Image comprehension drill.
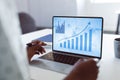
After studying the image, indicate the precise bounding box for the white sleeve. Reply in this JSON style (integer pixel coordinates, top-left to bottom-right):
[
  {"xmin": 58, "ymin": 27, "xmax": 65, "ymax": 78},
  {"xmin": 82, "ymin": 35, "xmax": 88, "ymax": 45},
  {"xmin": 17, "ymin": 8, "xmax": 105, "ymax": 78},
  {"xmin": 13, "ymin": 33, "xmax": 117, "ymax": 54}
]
[{"xmin": 0, "ymin": 0, "xmax": 30, "ymax": 80}]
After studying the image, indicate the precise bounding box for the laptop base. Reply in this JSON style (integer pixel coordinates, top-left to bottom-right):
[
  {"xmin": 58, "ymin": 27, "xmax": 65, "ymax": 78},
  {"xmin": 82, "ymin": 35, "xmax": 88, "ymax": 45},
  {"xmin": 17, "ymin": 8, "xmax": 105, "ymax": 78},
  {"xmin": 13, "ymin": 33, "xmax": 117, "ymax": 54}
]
[{"xmin": 39, "ymin": 52, "xmax": 88, "ymax": 65}]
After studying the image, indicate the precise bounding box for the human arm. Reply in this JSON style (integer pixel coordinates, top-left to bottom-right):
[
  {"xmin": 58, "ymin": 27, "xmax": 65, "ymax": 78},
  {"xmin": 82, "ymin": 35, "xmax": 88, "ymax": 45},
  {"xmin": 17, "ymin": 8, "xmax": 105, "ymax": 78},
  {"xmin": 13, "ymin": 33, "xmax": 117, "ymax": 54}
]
[{"xmin": 64, "ymin": 59, "xmax": 99, "ymax": 80}]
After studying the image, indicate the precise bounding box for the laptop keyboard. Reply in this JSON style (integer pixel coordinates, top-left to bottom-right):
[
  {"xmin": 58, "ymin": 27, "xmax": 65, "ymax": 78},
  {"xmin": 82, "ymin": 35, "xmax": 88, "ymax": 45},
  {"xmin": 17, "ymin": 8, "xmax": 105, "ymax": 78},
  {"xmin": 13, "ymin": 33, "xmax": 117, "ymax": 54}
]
[
  {"xmin": 53, "ymin": 53, "xmax": 81, "ymax": 65},
  {"xmin": 40, "ymin": 52, "xmax": 81, "ymax": 65}
]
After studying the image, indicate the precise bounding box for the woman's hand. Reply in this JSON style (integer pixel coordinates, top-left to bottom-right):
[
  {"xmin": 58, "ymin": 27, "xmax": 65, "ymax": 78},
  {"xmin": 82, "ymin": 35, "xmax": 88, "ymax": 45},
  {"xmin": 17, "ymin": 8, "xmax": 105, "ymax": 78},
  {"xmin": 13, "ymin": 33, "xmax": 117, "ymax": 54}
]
[
  {"xmin": 64, "ymin": 59, "xmax": 99, "ymax": 80},
  {"xmin": 26, "ymin": 40, "xmax": 47, "ymax": 62}
]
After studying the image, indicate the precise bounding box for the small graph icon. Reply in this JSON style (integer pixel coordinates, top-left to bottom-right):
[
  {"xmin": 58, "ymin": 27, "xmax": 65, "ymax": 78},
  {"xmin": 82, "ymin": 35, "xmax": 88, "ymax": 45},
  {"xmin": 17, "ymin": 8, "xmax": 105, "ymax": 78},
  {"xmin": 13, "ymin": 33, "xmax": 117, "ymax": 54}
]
[{"xmin": 56, "ymin": 21, "xmax": 65, "ymax": 33}]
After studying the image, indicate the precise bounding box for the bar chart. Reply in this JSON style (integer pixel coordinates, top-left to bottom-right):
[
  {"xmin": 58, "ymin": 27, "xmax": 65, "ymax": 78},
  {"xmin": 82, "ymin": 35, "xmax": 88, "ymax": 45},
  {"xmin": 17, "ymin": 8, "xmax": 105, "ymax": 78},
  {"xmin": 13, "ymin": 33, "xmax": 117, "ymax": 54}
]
[
  {"xmin": 59, "ymin": 24, "xmax": 93, "ymax": 52},
  {"xmin": 53, "ymin": 16, "xmax": 103, "ymax": 57}
]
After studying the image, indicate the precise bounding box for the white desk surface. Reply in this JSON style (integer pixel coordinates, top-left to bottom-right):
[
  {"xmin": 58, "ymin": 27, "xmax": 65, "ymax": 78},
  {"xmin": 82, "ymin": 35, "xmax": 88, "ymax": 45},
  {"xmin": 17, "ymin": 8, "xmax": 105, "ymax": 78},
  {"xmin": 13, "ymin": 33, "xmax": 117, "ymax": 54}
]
[{"xmin": 21, "ymin": 29, "xmax": 120, "ymax": 80}]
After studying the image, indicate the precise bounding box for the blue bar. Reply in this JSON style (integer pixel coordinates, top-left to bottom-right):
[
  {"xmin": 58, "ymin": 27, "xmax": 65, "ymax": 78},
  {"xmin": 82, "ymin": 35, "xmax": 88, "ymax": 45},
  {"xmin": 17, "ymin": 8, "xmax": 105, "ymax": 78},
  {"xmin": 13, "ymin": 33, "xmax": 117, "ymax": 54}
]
[
  {"xmin": 60, "ymin": 43, "xmax": 62, "ymax": 47},
  {"xmin": 80, "ymin": 35, "xmax": 83, "ymax": 50},
  {"xmin": 89, "ymin": 29, "xmax": 92, "ymax": 51},
  {"xmin": 68, "ymin": 40, "xmax": 70, "ymax": 49},
  {"xmin": 84, "ymin": 33, "xmax": 87, "ymax": 51},
  {"xmin": 72, "ymin": 39, "xmax": 74, "ymax": 49},
  {"xmin": 76, "ymin": 37, "xmax": 78, "ymax": 50},
  {"xmin": 64, "ymin": 41, "xmax": 66, "ymax": 48}
]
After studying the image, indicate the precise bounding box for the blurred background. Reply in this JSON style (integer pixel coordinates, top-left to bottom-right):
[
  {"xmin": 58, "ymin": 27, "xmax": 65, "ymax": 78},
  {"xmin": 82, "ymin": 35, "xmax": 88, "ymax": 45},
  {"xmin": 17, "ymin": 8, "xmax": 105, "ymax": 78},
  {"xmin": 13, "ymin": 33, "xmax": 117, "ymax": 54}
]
[{"xmin": 15, "ymin": 0, "xmax": 120, "ymax": 34}]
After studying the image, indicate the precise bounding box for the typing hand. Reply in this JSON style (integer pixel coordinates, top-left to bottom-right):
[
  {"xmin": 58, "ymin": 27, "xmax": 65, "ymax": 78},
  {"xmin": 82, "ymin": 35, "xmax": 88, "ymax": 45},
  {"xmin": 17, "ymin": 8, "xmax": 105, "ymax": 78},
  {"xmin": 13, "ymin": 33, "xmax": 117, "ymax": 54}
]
[
  {"xmin": 26, "ymin": 40, "xmax": 47, "ymax": 62},
  {"xmin": 64, "ymin": 59, "xmax": 99, "ymax": 80}
]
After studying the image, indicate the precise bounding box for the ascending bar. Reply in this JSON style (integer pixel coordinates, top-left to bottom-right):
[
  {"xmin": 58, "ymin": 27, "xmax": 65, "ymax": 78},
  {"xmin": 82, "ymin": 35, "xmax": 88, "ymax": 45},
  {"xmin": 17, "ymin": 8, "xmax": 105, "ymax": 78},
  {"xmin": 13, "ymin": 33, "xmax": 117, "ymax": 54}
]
[
  {"xmin": 84, "ymin": 33, "xmax": 87, "ymax": 51},
  {"xmin": 89, "ymin": 29, "xmax": 92, "ymax": 51},
  {"xmin": 68, "ymin": 40, "xmax": 70, "ymax": 49},
  {"xmin": 76, "ymin": 37, "xmax": 78, "ymax": 50},
  {"xmin": 80, "ymin": 35, "xmax": 83, "ymax": 50},
  {"xmin": 72, "ymin": 39, "xmax": 74, "ymax": 49},
  {"xmin": 60, "ymin": 43, "xmax": 62, "ymax": 47},
  {"xmin": 64, "ymin": 41, "xmax": 66, "ymax": 48}
]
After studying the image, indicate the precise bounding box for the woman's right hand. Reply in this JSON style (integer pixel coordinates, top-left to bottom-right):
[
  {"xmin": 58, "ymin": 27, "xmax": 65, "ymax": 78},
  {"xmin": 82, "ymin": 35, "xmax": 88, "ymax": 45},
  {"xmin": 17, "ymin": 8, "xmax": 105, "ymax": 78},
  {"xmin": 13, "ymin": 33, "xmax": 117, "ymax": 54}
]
[{"xmin": 26, "ymin": 40, "xmax": 47, "ymax": 62}]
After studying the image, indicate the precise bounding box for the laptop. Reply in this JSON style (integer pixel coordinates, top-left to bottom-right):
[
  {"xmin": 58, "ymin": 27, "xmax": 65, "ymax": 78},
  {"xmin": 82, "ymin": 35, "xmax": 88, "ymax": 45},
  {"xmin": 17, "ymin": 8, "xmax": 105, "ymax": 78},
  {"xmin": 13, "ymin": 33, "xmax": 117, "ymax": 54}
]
[{"xmin": 40, "ymin": 16, "xmax": 103, "ymax": 65}]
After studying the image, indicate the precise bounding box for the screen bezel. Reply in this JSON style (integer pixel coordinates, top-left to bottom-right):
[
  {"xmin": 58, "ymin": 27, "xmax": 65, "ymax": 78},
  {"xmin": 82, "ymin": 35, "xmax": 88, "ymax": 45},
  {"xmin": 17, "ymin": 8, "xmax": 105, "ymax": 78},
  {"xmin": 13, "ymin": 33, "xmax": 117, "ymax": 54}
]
[{"xmin": 52, "ymin": 16, "xmax": 103, "ymax": 59}]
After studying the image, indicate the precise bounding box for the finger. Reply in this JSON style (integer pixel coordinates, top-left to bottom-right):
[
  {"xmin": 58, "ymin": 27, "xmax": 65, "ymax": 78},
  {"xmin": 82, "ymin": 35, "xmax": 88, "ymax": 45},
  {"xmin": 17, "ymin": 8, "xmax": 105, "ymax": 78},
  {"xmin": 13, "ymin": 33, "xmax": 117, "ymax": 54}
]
[
  {"xmin": 77, "ymin": 58, "xmax": 85, "ymax": 63},
  {"xmin": 37, "ymin": 46, "xmax": 46, "ymax": 54},
  {"xmin": 32, "ymin": 40, "xmax": 47, "ymax": 46},
  {"xmin": 39, "ymin": 41, "xmax": 47, "ymax": 46},
  {"xmin": 26, "ymin": 43, "xmax": 33, "ymax": 47},
  {"xmin": 35, "ymin": 51, "xmax": 39, "ymax": 55},
  {"xmin": 31, "ymin": 40, "xmax": 40, "ymax": 45},
  {"xmin": 28, "ymin": 44, "xmax": 46, "ymax": 55},
  {"xmin": 75, "ymin": 58, "xmax": 89, "ymax": 65},
  {"xmin": 87, "ymin": 59, "xmax": 97, "ymax": 65}
]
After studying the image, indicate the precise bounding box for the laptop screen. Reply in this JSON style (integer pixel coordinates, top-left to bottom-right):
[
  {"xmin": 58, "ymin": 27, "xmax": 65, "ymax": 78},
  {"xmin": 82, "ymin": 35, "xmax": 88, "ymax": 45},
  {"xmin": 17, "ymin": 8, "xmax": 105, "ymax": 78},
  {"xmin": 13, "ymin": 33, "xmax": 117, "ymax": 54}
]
[{"xmin": 52, "ymin": 16, "xmax": 103, "ymax": 59}]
